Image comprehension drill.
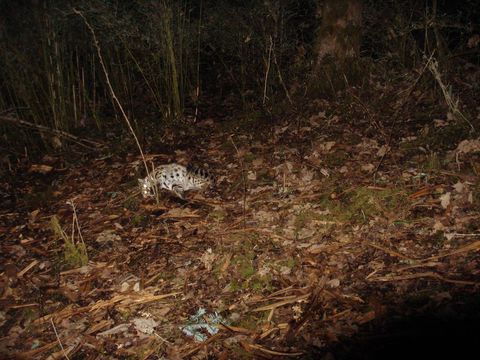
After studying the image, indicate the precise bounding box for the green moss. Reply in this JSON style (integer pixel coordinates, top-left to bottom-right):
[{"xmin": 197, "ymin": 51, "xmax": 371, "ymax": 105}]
[
  {"xmin": 123, "ymin": 195, "xmax": 140, "ymax": 211},
  {"xmin": 324, "ymin": 150, "xmax": 348, "ymax": 167},
  {"xmin": 238, "ymin": 258, "xmax": 255, "ymax": 279},
  {"xmin": 282, "ymin": 258, "xmax": 296, "ymax": 270},
  {"xmin": 64, "ymin": 242, "xmax": 88, "ymax": 268},
  {"xmin": 208, "ymin": 209, "xmax": 226, "ymax": 222},
  {"xmin": 249, "ymin": 275, "xmax": 272, "ymax": 292},
  {"xmin": 315, "ymin": 186, "xmax": 408, "ymax": 223},
  {"xmin": 243, "ymin": 152, "xmax": 256, "ymax": 163},
  {"xmin": 222, "ymin": 234, "xmax": 273, "ymax": 293},
  {"xmin": 131, "ymin": 214, "xmax": 147, "ymax": 226},
  {"xmin": 343, "ymin": 187, "xmax": 407, "ymax": 222},
  {"xmin": 228, "ymin": 279, "xmax": 241, "ymax": 292}
]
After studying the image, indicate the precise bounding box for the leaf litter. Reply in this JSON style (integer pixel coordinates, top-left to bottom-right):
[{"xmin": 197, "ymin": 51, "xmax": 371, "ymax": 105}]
[{"xmin": 1, "ymin": 102, "xmax": 480, "ymax": 359}]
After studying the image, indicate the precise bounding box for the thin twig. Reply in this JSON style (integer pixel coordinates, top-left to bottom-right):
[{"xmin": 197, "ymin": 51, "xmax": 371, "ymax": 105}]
[
  {"xmin": 373, "ymin": 52, "xmax": 436, "ymax": 181},
  {"xmin": 428, "ymin": 57, "xmax": 474, "ymax": 131},
  {"xmin": 241, "ymin": 341, "xmax": 304, "ymax": 357},
  {"xmin": 154, "ymin": 332, "xmax": 174, "ymax": 346},
  {"xmin": 67, "ymin": 200, "xmax": 86, "ymax": 249},
  {"xmin": 272, "ymin": 38, "xmax": 293, "ymax": 105},
  {"xmin": 0, "ymin": 115, "xmax": 101, "ymax": 149},
  {"xmin": 229, "ymin": 135, "xmax": 247, "ymax": 228},
  {"xmin": 263, "ymin": 36, "xmax": 274, "ymax": 105},
  {"xmin": 50, "ymin": 318, "xmax": 71, "ymax": 360},
  {"xmin": 73, "ymin": 9, "xmax": 149, "ymax": 177},
  {"xmin": 367, "ymin": 242, "xmax": 417, "ymax": 262}
]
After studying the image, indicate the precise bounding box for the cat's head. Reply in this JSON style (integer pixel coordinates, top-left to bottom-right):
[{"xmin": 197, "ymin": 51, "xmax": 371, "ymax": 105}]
[{"xmin": 138, "ymin": 178, "xmax": 155, "ymax": 198}]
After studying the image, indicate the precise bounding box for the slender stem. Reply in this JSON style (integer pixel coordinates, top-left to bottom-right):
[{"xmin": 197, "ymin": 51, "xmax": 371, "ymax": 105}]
[
  {"xmin": 50, "ymin": 318, "xmax": 71, "ymax": 360},
  {"xmin": 263, "ymin": 36, "xmax": 273, "ymax": 105},
  {"xmin": 73, "ymin": 9, "xmax": 149, "ymax": 176},
  {"xmin": 229, "ymin": 135, "xmax": 247, "ymax": 228}
]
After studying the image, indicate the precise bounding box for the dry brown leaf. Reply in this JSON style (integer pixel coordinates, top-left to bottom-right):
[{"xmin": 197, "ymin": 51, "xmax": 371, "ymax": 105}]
[
  {"xmin": 252, "ymin": 157, "xmax": 264, "ymax": 167},
  {"xmin": 200, "ymin": 248, "xmax": 216, "ymax": 271},
  {"xmin": 159, "ymin": 207, "xmax": 200, "ymax": 219},
  {"xmin": 440, "ymin": 192, "xmax": 451, "ymax": 209},
  {"xmin": 29, "ymin": 164, "xmax": 53, "ymax": 174}
]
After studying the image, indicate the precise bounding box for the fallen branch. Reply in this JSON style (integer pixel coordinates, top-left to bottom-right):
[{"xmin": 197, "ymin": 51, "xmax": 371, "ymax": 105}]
[
  {"xmin": 0, "ymin": 115, "xmax": 102, "ymax": 149},
  {"xmin": 370, "ymin": 239, "xmax": 480, "ymax": 264},
  {"xmin": 218, "ymin": 323, "xmax": 254, "ymax": 335},
  {"xmin": 18, "ymin": 259, "xmax": 39, "ymax": 277},
  {"xmin": 241, "ymin": 342, "xmax": 303, "ymax": 357},
  {"xmin": 33, "ymin": 292, "xmax": 180, "ymax": 325},
  {"xmin": 182, "ymin": 332, "xmax": 222, "ymax": 358},
  {"xmin": 252, "ymin": 293, "xmax": 310, "ymax": 312},
  {"xmin": 424, "ymin": 239, "xmax": 480, "ymax": 261},
  {"xmin": 368, "ymin": 271, "xmax": 477, "ymax": 285},
  {"xmin": 368, "ymin": 242, "xmax": 417, "ymax": 261}
]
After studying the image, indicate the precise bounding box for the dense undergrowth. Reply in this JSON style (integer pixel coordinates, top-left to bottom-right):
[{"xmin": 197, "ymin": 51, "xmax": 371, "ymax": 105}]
[{"xmin": 1, "ymin": 0, "xmax": 479, "ymax": 157}]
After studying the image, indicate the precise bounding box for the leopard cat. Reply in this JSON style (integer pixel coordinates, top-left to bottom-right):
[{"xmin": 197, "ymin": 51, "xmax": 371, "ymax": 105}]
[{"xmin": 138, "ymin": 163, "xmax": 213, "ymax": 199}]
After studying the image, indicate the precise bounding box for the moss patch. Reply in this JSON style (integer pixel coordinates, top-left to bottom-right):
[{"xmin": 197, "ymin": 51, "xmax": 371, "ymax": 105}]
[{"xmin": 316, "ymin": 186, "xmax": 409, "ymax": 223}]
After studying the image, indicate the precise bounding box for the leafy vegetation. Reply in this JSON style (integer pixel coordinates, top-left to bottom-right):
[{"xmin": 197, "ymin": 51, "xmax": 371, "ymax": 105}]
[{"xmin": 50, "ymin": 215, "xmax": 88, "ymax": 268}]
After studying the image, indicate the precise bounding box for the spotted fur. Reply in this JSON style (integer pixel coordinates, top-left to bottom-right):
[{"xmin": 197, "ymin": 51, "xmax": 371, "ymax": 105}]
[{"xmin": 138, "ymin": 163, "xmax": 213, "ymax": 199}]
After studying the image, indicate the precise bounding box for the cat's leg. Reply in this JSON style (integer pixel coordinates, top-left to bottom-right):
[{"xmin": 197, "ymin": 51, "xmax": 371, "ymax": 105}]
[{"xmin": 172, "ymin": 185, "xmax": 184, "ymax": 199}]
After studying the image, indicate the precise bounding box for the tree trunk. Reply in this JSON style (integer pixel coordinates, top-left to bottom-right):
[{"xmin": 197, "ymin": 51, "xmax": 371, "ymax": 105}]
[{"xmin": 310, "ymin": 0, "xmax": 363, "ymax": 95}]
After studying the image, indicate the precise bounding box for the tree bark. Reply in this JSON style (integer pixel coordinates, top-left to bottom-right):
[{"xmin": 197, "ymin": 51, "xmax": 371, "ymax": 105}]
[{"xmin": 310, "ymin": 0, "xmax": 363, "ymax": 95}]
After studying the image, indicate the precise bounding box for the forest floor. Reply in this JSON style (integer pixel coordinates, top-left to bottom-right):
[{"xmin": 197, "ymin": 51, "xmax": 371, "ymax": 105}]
[{"xmin": 2, "ymin": 79, "xmax": 480, "ymax": 359}]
